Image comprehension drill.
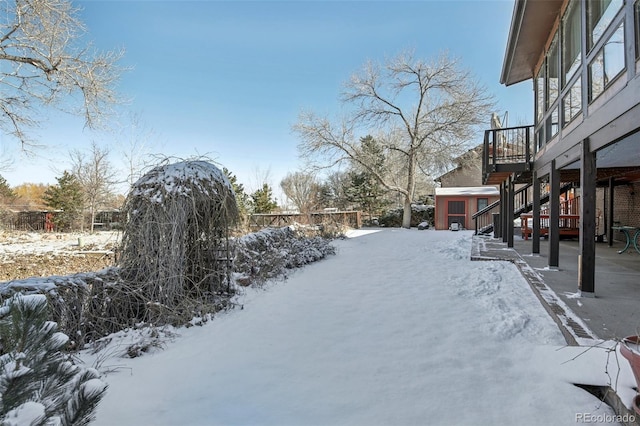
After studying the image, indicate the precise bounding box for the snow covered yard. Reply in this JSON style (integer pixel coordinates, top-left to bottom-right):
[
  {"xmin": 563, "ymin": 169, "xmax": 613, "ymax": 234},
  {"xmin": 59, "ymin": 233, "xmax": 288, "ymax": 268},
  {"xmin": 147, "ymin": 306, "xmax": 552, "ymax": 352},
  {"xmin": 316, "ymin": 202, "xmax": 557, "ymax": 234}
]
[
  {"xmin": 0, "ymin": 231, "xmax": 121, "ymax": 280},
  {"xmin": 82, "ymin": 229, "xmax": 635, "ymax": 426}
]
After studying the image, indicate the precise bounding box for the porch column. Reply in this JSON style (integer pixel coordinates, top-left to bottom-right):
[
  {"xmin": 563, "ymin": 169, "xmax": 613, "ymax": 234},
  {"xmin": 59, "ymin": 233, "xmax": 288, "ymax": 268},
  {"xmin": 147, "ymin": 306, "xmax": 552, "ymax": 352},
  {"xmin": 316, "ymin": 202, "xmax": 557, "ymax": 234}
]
[
  {"xmin": 507, "ymin": 175, "xmax": 515, "ymax": 248},
  {"xmin": 607, "ymin": 177, "xmax": 615, "ymax": 247},
  {"xmin": 532, "ymin": 171, "xmax": 541, "ymax": 254},
  {"xmin": 501, "ymin": 181, "xmax": 508, "ymax": 243},
  {"xmin": 549, "ymin": 160, "xmax": 560, "ymax": 268},
  {"xmin": 579, "ymin": 139, "xmax": 596, "ymax": 295},
  {"xmin": 494, "ymin": 182, "xmax": 503, "ymax": 239}
]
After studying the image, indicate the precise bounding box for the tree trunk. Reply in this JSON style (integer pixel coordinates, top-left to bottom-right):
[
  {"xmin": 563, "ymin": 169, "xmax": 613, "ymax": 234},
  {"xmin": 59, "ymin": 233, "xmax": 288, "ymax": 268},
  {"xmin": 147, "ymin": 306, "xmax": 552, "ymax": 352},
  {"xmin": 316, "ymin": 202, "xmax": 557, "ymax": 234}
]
[
  {"xmin": 402, "ymin": 149, "xmax": 417, "ymax": 229},
  {"xmin": 90, "ymin": 207, "xmax": 96, "ymax": 233},
  {"xmin": 402, "ymin": 195, "xmax": 412, "ymax": 228}
]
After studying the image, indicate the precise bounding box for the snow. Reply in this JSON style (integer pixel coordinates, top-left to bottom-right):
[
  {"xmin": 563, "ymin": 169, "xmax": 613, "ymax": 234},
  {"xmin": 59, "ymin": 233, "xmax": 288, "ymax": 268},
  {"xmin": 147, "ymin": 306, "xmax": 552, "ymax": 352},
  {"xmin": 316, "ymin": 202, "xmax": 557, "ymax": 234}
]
[
  {"xmin": 2, "ymin": 401, "xmax": 45, "ymax": 426},
  {"xmin": 435, "ymin": 186, "xmax": 500, "ymax": 196},
  {"xmin": 0, "ymin": 231, "xmax": 121, "ymax": 256},
  {"xmin": 78, "ymin": 229, "xmax": 637, "ymax": 426},
  {"xmin": 131, "ymin": 160, "xmax": 232, "ymax": 203},
  {"xmin": 81, "ymin": 378, "xmax": 108, "ymax": 398}
]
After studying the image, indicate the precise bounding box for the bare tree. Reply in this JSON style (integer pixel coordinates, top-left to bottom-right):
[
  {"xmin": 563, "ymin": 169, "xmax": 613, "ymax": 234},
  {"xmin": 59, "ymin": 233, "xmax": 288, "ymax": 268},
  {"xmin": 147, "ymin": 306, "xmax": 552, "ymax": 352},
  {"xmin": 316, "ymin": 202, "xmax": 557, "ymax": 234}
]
[
  {"xmin": 117, "ymin": 112, "xmax": 158, "ymax": 190},
  {"xmin": 294, "ymin": 52, "xmax": 494, "ymax": 228},
  {"xmin": 0, "ymin": 0, "xmax": 125, "ymax": 149},
  {"xmin": 70, "ymin": 141, "xmax": 117, "ymax": 231},
  {"xmin": 280, "ymin": 171, "xmax": 321, "ymax": 213}
]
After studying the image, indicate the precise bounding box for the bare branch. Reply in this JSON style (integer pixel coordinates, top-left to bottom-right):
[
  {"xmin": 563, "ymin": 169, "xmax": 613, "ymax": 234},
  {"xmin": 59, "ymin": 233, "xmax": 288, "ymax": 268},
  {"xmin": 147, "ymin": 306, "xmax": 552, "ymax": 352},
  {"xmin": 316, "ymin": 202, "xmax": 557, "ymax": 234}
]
[
  {"xmin": 294, "ymin": 51, "xmax": 495, "ymax": 227},
  {"xmin": 0, "ymin": 0, "xmax": 126, "ymax": 149}
]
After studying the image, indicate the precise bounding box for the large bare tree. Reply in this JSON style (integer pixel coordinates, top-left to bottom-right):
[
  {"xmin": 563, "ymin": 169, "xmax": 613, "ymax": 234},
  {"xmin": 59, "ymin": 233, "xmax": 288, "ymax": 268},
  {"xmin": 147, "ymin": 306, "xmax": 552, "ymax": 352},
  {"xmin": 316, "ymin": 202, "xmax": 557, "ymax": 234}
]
[
  {"xmin": 280, "ymin": 171, "xmax": 321, "ymax": 213},
  {"xmin": 0, "ymin": 0, "xmax": 124, "ymax": 149},
  {"xmin": 294, "ymin": 52, "xmax": 494, "ymax": 228},
  {"xmin": 70, "ymin": 141, "xmax": 117, "ymax": 231}
]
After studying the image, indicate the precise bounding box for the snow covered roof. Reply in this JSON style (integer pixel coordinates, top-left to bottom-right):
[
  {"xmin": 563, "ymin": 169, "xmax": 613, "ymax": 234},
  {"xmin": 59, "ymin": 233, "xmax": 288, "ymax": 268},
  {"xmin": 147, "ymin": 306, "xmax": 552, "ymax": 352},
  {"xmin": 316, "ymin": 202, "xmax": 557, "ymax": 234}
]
[{"xmin": 434, "ymin": 186, "xmax": 499, "ymax": 196}]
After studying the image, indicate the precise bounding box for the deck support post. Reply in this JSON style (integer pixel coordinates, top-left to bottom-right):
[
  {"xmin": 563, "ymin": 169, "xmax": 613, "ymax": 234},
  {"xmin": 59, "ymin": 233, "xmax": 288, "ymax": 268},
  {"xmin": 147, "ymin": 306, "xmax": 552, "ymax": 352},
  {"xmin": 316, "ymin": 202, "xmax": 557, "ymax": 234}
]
[
  {"xmin": 507, "ymin": 175, "xmax": 515, "ymax": 248},
  {"xmin": 501, "ymin": 181, "xmax": 508, "ymax": 243},
  {"xmin": 607, "ymin": 177, "xmax": 615, "ymax": 247},
  {"xmin": 549, "ymin": 160, "xmax": 560, "ymax": 268},
  {"xmin": 580, "ymin": 139, "xmax": 596, "ymax": 295},
  {"xmin": 532, "ymin": 170, "xmax": 541, "ymax": 254}
]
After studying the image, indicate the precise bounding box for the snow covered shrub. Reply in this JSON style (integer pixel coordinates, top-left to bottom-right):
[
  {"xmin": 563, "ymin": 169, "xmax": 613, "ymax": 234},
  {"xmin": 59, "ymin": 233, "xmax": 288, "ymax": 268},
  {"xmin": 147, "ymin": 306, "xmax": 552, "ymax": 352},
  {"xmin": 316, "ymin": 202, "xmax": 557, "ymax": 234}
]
[
  {"xmin": 232, "ymin": 226, "xmax": 336, "ymax": 286},
  {"xmin": 0, "ymin": 294, "xmax": 107, "ymax": 426},
  {"xmin": 378, "ymin": 204, "xmax": 434, "ymax": 228},
  {"xmin": 119, "ymin": 160, "xmax": 239, "ymax": 325}
]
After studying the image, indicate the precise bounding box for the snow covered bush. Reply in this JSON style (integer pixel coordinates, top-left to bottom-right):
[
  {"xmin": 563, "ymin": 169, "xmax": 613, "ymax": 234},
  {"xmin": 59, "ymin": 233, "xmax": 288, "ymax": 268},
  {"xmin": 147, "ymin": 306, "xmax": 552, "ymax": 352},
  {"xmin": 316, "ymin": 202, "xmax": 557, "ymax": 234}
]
[
  {"xmin": 119, "ymin": 160, "xmax": 239, "ymax": 325},
  {"xmin": 0, "ymin": 294, "xmax": 107, "ymax": 425},
  {"xmin": 378, "ymin": 204, "xmax": 434, "ymax": 228},
  {"xmin": 232, "ymin": 226, "xmax": 336, "ymax": 286}
]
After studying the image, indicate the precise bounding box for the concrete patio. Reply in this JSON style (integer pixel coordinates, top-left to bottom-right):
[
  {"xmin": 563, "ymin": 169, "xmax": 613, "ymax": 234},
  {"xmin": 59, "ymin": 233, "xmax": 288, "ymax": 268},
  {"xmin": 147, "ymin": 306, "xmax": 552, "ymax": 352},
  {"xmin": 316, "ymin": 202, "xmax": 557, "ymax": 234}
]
[{"xmin": 472, "ymin": 233, "xmax": 640, "ymax": 343}]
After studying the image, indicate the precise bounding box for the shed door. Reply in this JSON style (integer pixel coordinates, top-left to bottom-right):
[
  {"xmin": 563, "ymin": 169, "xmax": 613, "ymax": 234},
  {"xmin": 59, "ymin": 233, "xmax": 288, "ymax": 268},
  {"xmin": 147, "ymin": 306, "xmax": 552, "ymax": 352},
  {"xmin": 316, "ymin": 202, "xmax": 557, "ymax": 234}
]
[{"xmin": 447, "ymin": 200, "xmax": 466, "ymax": 228}]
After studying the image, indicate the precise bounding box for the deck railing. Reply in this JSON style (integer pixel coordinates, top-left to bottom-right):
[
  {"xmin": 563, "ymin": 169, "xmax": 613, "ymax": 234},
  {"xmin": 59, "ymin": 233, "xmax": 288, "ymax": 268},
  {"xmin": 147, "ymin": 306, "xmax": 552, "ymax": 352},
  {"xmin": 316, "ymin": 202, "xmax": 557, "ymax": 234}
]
[
  {"xmin": 472, "ymin": 182, "xmax": 575, "ymax": 235},
  {"xmin": 482, "ymin": 125, "xmax": 534, "ymax": 178}
]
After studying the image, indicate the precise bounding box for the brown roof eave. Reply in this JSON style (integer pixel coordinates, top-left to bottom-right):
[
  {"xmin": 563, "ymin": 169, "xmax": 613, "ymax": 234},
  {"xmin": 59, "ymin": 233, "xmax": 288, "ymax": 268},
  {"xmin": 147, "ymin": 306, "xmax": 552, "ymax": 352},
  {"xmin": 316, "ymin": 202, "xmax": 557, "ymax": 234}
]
[{"xmin": 500, "ymin": 0, "xmax": 564, "ymax": 87}]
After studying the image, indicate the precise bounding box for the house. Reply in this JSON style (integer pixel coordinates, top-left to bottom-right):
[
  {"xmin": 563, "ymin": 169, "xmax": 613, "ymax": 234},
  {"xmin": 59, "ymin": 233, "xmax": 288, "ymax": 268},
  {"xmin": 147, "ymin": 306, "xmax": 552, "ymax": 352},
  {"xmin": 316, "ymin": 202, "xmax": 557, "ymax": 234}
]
[
  {"xmin": 435, "ymin": 145, "xmax": 485, "ymax": 188},
  {"xmin": 479, "ymin": 0, "xmax": 640, "ymax": 296},
  {"xmin": 434, "ymin": 186, "xmax": 499, "ymax": 230},
  {"xmin": 434, "ymin": 145, "xmax": 501, "ymax": 232}
]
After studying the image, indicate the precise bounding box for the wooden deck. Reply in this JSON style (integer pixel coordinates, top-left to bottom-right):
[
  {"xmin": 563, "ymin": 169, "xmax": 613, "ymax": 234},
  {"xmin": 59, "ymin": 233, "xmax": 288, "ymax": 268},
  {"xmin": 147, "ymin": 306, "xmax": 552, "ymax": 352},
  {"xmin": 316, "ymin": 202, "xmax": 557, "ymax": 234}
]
[{"xmin": 520, "ymin": 213, "xmax": 580, "ymax": 240}]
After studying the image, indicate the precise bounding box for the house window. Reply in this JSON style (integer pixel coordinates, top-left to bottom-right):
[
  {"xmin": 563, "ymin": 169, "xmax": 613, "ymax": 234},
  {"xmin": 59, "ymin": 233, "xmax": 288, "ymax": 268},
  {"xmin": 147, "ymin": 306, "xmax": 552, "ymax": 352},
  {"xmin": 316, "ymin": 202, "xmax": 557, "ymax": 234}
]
[
  {"xmin": 589, "ymin": 22, "xmax": 626, "ymax": 101},
  {"xmin": 547, "ymin": 35, "xmax": 560, "ymax": 106},
  {"xmin": 563, "ymin": 76, "xmax": 582, "ymax": 125},
  {"xmin": 546, "ymin": 106, "xmax": 559, "ymax": 139},
  {"xmin": 477, "ymin": 198, "xmax": 488, "ymax": 211},
  {"xmin": 535, "ymin": 64, "xmax": 546, "ymax": 123},
  {"xmin": 563, "ymin": 1, "xmax": 582, "ymax": 84},
  {"xmin": 536, "ymin": 129, "xmax": 545, "ymax": 150},
  {"xmin": 590, "ymin": 51, "xmax": 605, "ymax": 100},
  {"xmin": 588, "ymin": 0, "xmax": 623, "ymax": 49},
  {"xmin": 604, "ymin": 23, "xmax": 625, "ymax": 80}
]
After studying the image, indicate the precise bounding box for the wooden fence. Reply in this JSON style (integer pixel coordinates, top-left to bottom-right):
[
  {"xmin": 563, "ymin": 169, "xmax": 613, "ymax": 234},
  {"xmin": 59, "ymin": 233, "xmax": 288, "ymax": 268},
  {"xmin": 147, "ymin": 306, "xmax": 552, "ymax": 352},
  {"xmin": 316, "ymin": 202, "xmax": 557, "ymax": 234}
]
[
  {"xmin": 0, "ymin": 210, "xmax": 125, "ymax": 232},
  {"xmin": 249, "ymin": 211, "xmax": 362, "ymax": 230}
]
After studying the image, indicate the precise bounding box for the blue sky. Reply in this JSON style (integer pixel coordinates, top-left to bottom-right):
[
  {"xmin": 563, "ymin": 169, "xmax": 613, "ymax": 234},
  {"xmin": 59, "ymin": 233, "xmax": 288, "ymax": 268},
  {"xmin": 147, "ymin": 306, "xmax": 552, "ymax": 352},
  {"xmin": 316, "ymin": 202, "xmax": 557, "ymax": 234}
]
[{"xmin": 3, "ymin": 0, "xmax": 533, "ymax": 197}]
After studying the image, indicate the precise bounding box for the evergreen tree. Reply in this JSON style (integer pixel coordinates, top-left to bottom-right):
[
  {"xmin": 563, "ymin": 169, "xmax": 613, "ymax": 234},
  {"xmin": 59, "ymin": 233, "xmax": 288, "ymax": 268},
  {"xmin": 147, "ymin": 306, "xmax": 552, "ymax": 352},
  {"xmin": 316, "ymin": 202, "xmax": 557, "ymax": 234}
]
[
  {"xmin": 0, "ymin": 175, "xmax": 16, "ymax": 203},
  {"xmin": 345, "ymin": 171, "xmax": 390, "ymax": 220},
  {"xmin": 0, "ymin": 294, "xmax": 107, "ymax": 425},
  {"xmin": 250, "ymin": 183, "xmax": 278, "ymax": 214},
  {"xmin": 344, "ymin": 136, "xmax": 390, "ymax": 219},
  {"xmin": 223, "ymin": 168, "xmax": 250, "ymax": 222},
  {"xmin": 42, "ymin": 171, "xmax": 84, "ymax": 231}
]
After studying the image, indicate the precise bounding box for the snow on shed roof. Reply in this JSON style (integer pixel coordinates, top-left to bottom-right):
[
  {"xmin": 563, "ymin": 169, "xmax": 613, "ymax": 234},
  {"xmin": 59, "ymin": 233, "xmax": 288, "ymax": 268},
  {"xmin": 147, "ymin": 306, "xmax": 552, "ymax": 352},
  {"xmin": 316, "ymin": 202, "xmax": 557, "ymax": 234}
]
[{"xmin": 435, "ymin": 186, "xmax": 499, "ymax": 196}]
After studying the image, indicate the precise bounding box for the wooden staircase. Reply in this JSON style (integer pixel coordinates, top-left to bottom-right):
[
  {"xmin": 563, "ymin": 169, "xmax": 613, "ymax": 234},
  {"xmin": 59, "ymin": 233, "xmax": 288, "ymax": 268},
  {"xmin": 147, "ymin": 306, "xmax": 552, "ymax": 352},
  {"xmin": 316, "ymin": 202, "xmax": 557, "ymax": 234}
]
[{"xmin": 473, "ymin": 182, "xmax": 575, "ymax": 235}]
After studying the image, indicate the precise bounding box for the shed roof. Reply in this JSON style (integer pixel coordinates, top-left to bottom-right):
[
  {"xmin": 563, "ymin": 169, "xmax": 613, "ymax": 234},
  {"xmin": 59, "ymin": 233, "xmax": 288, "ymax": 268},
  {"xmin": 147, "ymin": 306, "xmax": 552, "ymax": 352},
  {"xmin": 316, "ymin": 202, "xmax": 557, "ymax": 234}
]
[{"xmin": 435, "ymin": 187, "xmax": 500, "ymax": 196}]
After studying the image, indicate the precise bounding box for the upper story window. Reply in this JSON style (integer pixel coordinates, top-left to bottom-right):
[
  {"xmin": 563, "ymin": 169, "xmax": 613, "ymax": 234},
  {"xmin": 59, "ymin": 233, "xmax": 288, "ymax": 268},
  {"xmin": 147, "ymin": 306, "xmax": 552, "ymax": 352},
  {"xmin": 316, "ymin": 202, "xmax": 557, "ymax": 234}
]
[
  {"xmin": 562, "ymin": 0, "xmax": 582, "ymax": 85},
  {"xmin": 588, "ymin": 0, "xmax": 624, "ymax": 49},
  {"xmin": 563, "ymin": 76, "xmax": 582, "ymax": 125},
  {"xmin": 535, "ymin": 66, "xmax": 545, "ymax": 124},
  {"xmin": 547, "ymin": 35, "xmax": 560, "ymax": 106},
  {"xmin": 548, "ymin": 106, "xmax": 559, "ymax": 138},
  {"xmin": 589, "ymin": 22, "xmax": 626, "ymax": 101}
]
